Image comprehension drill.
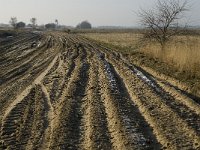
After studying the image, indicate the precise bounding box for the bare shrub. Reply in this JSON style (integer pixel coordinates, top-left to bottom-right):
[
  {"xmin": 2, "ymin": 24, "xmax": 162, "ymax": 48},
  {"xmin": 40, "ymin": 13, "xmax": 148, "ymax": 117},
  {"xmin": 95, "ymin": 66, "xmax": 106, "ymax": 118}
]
[
  {"xmin": 30, "ymin": 18, "xmax": 37, "ymax": 28},
  {"xmin": 9, "ymin": 17, "xmax": 17, "ymax": 28},
  {"xmin": 139, "ymin": 0, "xmax": 188, "ymax": 47}
]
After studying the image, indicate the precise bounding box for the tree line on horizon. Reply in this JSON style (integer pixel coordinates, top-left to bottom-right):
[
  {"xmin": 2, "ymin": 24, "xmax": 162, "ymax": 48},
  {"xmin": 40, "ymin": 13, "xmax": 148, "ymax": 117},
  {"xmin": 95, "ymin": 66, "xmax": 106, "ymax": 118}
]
[
  {"xmin": 9, "ymin": 17, "xmax": 92, "ymax": 29},
  {"xmin": 7, "ymin": 0, "xmax": 190, "ymax": 48}
]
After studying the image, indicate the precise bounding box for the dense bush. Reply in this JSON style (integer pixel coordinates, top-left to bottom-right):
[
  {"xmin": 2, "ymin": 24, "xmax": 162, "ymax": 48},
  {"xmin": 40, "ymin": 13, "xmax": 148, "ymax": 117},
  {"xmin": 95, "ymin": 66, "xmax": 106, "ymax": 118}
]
[
  {"xmin": 16, "ymin": 22, "xmax": 26, "ymax": 28},
  {"xmin": 76, "ymin": 21, "xmax": 92, "ymax": 29},
  {"xmin": 45, "ymin": 23, "xmax": 56, "ymax": 29}
]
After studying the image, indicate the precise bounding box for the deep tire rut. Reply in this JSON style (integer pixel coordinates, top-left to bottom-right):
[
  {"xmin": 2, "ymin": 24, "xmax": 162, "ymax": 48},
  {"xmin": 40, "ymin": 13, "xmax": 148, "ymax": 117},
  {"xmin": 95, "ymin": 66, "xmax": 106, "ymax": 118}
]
[
  {"xmin": 103, "ymin": 49, "xmax": 200, "ymax": 149},
  {"xmin": 96, "ymin": 51, "xmax": 160, "ymax": 150},
  {"xmin": 81, "ymin": 55, "xmax": 113, "ymax": 150},
  {"xmin": 1, "ymin": 33, "xmax": 200, "ymax": 150},
  {"xmin": 49, "ymin": 48, "xmax": 89, "ymax": 149}
]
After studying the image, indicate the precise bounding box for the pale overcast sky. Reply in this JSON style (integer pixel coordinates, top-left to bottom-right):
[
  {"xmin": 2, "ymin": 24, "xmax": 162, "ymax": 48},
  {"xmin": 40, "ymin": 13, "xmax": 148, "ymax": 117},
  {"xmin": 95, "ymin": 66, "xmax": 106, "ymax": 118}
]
[{"xmin": 0, "ymin": 0, "xmax": 199, "ymax": 27}]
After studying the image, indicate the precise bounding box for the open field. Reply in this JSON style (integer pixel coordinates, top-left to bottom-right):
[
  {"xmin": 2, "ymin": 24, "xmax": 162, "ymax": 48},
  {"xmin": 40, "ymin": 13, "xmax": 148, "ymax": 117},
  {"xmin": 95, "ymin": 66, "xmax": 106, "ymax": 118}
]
[
  {"xmin": 83, "ymin": 32, "xmax": 200, "ymax": 96},
  {"xmin": 81, "ymin": 32, "xmax": 141, "ymax": 49},
  {"xmin": 83, "ymin": 32, "xmax": 200, "ymax": 75},
  {"xmin": 0, "ymin": 31, "xmax": 200, "ymax": 149}
]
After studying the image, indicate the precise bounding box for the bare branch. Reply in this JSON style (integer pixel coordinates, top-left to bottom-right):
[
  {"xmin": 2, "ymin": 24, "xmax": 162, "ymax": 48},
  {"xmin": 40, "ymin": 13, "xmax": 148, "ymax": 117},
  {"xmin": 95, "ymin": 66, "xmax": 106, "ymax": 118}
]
[{"xmin": 139, "ymin": 0, "xmax": 188, "ymax": 47}]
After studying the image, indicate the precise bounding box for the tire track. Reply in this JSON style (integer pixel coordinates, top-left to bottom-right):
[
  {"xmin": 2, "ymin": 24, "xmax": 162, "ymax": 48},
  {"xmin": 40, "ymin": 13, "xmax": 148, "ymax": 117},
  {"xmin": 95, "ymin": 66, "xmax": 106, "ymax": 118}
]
[
  {"xmin": 39, "ymin": 83, "xmax": 54, "ymax": 150},
  {"xmin": 106, "ymin": 52, "xmax": 200, "ymax": 149},
  {"xmin": 95, "ymin": 51, "xmax": 160, "ymax": 150},
  {"xmin": 25, "ymin": 85, "xmax": 49, "ymax": 150},
  {"xmin": 0, "ymin": 88, "xmax": 36, "ymax": 149},
  {"xmin": 1, "ymin": 33, "xmax": 200, "ymax": 150},
  {"xmin": 81, "ymin": 54, "xmax": 113, "ymax": 150},
  {"xmin": 47, "ymin": 47, "xmax": 80, "ymax": 106},
  {"xmin": 119, "ymin": 55, "xmax": 200, "ymax": 133},
  {"xmin": 50, "ymin": 48, "xmax": 89, "ymax": 149},
  {"xmin": 0, "ymin": 55, "xmax": 58, "ymax": 146},
  {"xmin": 24, "ymin": 84, "xmax": 55, "ymax": 150},
  {"xmin": 157, "ymin": 79, "xmax": 200, "ymax": 115},
  {"xmin": 107, "ymin": 51, "xmax": 200, "ymax": 136},
  {"xmin": 0, "ymin": 40, "xmax": 59, "ymax": 118}
]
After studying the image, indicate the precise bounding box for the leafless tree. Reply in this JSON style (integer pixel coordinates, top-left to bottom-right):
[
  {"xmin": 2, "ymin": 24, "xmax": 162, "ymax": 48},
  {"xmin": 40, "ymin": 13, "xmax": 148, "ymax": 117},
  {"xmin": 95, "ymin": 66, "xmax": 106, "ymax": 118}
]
[
  {"xmin": 9, "ymin": 17, "xmax": 17, "ymax": 28},
  {"xmin": 30, "ymin": 18, "xmax": 37, "ymax": 28},
  {"xmin": 55, "ymin": 19, "xmax": 58, "ymax": 28},
  {"xmin": 139, "ymin": 0, "xmax": 188, "ymax": 47}
]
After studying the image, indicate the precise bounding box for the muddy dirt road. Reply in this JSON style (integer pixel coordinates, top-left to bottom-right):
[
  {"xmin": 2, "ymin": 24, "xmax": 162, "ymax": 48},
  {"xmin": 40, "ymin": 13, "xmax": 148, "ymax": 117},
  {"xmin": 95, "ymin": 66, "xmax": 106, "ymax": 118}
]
[{"xmin": 0, "ymin": 31, "xmax": 200, "ymax": 150}]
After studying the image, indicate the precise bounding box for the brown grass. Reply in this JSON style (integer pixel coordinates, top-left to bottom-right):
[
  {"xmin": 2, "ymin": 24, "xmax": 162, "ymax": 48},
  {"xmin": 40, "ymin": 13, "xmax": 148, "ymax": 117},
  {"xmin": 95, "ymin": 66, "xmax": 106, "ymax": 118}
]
[
  {"xmin": 83, "ymin": 32, "xmax": 200, "ymax": 78},
  {"xmin": 141, "ymin": 36, "xmax": 200, "ymax": 76},
  {"xmin": 83, "ymin": 33, "xmax": 141, "ymax": 49}
]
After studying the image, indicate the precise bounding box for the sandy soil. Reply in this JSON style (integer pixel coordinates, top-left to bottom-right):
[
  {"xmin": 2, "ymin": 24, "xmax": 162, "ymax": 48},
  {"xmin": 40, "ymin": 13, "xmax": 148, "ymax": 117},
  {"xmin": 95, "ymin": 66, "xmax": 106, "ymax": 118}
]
[{"xmin": 0, "ymin": 31, "xmax": 199, "ymax": 150}]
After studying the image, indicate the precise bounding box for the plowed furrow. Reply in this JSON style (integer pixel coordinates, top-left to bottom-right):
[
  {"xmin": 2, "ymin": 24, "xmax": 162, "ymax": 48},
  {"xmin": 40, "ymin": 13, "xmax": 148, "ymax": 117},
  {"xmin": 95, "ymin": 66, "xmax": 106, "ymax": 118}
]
[
  {"xmin": 25, "ymin": 84, "xmax": 52, "ymax": 150},
  {"xmin": 50, "ymin": 48, "xmax": 89, "ymax": 149},
  {"xmin": 81, "ymin": 56, "xmax": 113, "ymax": 150},
  {"xmin": 45, "ymin": 55, "xmax": 61, "ymax": 77},
  {"xmin": 0, "ymin": 39, "xmax": 50, "ymax": 77},
  {"xmin": 0, "ymin": 63, "xmax": 31, "ymax": 86},
  {"xmin": 0, "ymin": 45, "xmax": 57, "ymax": 93},
  {"xmin": 157, "ymin": 79, "xmax": 200, "ymax": 114},
  {"xmin": 96, "ymin": 52, "xmax": 160, "ymax": 150},
  {"xmin": 108, "ymin": 53, "xmax": 200, "ymax": 136},
  {"xmin": 0, "ymin": 88, "xmax": 36, "ymax": 149},
  {"xmin": 107, "ymin": 53, "xmax": 200, "ymax": 149},
  {"xmin": 47, "ymin": 48, "xmax": 80, "ymax": 106},
  {"xmin": 0, "ymin": 34, "xmax": 39, "ymax": 54},
  {"xmin": 0, "ymin": 55, "xmax": 58, "ymax": 129},
  {"xmin": 1, "ymin": 33, "xmax": 200, "ymax": 150},
  {"xmin": 39, "ymin": 83, "xmax": 54, "ymax": 150}
]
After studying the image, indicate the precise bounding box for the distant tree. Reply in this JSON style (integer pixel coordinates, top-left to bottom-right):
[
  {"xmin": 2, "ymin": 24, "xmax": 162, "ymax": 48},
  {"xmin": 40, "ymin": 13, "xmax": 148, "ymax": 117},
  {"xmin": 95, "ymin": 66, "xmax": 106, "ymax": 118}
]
[
  {"xmin": 76, "ymin": 21, "xmax": 92, "ymax": 29},
  {"xmin": 139, "ymin": 0, "xmax": 188, "ymax": 48},
  {"xmin": 16, "ymin": 22, "xmax": 26, "ymax": 29},
  {"xmin": 66, "ymin": 29, "xmax": 71, "ymax": 33},
  {"xmin": 45, "ymin": 23, "xmax": 56, "ymax": 29},
  {"xmin": 30, "ymin": 18, "xmax": 37, "ymax": 28},
  {"xmin": 9, "ymin": 17, "xmax": 17, "ymax": 28},
  {"xmin": 76, "ymin": 23, "xmax": 81, "ymax": 29},
  {"xmin": 55, "ymin": 19, "xmax": 58, "ymax": 27},
  {"xmin": 38, "ymin": 24, "xmax": 45, "ymax": 29},
  {"xmin": 27, "ymin": 24, "xmax": 32, "ymax": 28}
]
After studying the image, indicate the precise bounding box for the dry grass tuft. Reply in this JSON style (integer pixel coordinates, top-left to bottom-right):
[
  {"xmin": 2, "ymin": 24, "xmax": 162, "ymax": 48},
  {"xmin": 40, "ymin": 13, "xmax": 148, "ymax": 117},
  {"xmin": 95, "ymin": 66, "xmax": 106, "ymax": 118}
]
[{"xmin": 141, "ymin": 36, "xmax": 200, "ymax": 77}]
